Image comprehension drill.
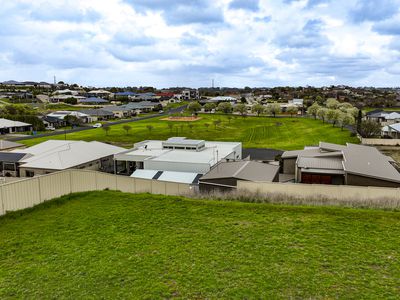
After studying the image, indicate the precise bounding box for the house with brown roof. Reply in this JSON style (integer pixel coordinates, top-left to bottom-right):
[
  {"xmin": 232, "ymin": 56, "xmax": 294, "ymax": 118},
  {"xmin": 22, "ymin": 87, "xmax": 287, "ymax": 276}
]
[{"xmin": 281, "ymin": 142, "xmax": 400, "ymax": 188}]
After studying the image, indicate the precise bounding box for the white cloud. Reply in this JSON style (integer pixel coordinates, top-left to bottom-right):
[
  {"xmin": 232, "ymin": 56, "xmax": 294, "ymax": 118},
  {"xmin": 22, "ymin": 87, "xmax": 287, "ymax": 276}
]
[{"xmin": 0, "ymin": 0, "xmax": 399, "ymax": 87}]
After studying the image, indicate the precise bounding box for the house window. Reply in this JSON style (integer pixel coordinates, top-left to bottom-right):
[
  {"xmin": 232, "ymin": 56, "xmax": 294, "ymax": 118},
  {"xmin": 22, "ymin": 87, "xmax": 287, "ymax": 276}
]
[{"xmin": 26, "ymin": 170, "xmax": 35, "ymax": 177}]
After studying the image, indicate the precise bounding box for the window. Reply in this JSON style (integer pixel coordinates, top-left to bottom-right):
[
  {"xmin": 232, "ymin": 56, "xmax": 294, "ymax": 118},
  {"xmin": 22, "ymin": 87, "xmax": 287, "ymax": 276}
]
[
  {"xmin": 25, "ymin": 170, "xmax": 35, "ymax": 177},
  {"xmin": 3, "ymin": 163, "xmax": 16, "ymax": 171}
]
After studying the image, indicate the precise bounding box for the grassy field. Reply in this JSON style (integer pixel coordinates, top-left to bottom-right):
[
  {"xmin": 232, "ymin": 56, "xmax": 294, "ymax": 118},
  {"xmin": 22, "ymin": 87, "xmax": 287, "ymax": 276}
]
[
  {"xmin": 0, "ymin": 191, "xmax": 399, "ymax": 298},
  {"xmin": 20, "ymin": 115, "xmax": 358, "ymax": 149},
  {"xmin": 363, "ymin": 107, "xmax": 400, "ymax": 112}
]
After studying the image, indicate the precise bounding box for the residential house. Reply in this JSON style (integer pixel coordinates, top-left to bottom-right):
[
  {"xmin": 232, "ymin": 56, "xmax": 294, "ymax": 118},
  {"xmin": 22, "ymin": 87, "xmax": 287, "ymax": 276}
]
[
  {"xmin": 102, "ymin": 105, "xmax": 135, "ymax": 118},
  {"xmin": 382, "ymin": 123, "xmax": 400, "ymax": 139},
  {"xmin": 0, "ymin": 118, "xmax": 32, "ymax": 134},
  {"xmin": 366, "ymin": 110, "xmax": 400, "ymax": 125},
  {"xmin": 41, "ymin": 116, "xmax": 67, "ymax": 129},
  {"xmin": 281, "ymin": 142, "xmax": 400, "ymax": 187},
  {"xmin": 46, "ymin": 111, "xmax": 90, "ymax": 123},
  {"xmin": 199, "ymin": 160, "xmax": 280, "ymax": 192},
  {"xmin": 3, "ymin": 140, "xmax": 125, "ymax": 177},
  {"xmin": 114, "ymin": 137, "xmax": 242, "ymax": 178},
  {"xmin": 78, "ymin": 109, "xmax": 114, "ymax": 122},
  {"xmin": 181, "ymin": 89, "xmax": 199, "ymax": 100},
  {"xmin": 78, "ymin": 97, "xmax": 109, "ymax": 105}
]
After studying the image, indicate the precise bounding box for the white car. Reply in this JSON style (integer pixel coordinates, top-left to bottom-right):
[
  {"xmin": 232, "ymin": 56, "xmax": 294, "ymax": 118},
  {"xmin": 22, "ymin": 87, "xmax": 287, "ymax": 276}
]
[
  {"xmin": 92, "ymin": 123, "xmax": 102, "ymax": 128},
  {"xmin": 46, "ymin": 126, "xmax": 56, "ymax": 131}
]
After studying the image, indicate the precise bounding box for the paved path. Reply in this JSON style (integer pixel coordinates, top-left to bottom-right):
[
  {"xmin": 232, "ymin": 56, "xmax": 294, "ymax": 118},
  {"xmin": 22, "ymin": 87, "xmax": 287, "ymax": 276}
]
[{"xmin": 7, "ymin": 105, "xmax": 187, "ymax": 142}]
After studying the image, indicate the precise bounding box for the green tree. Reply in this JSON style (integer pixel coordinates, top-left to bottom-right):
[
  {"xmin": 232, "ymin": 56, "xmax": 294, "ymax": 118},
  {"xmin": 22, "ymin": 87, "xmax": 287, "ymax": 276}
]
[
  {"xmin": 326, "ymin": 109, "xmax": 340, "ymax": 127},
  {"xmin": 359, "ymin": 120, "xmax": 381, "ymax": 138},
  {"xmin": 213, "ymin": 119, "xmax": 221, "ymax": 129},
  {"xmin": 167, "ymin": 123, "xmax": 174, "ymax": 133},
  {"xmin": 266, "ymin": 102, "xmax": 281, "ymax": 117},
  {"xmin": 187, "ymin": 101, "xmax": 202, "ymax": 114},
  {"xmin": 188, "ymin": 123, "xmax": 194, "ymax": 131},
  {"xmin": 234, "ymin": 103, "xmax": 247, "ymax": 117},
  {"xmin": 338, "ymin": 113, "xmax": 354, "ymax": 130},
  {"xmin": 286, "ymin": 106, "xmax": 298, "ymax": 117},
  {"xmin": 251, "ymin": 104, "xmax": 265, "ymax": 116},
  {"xmin": 146, "ymin": 125, "xmax": 154, "ymax": 134},
  {"xmin": 326, "ymin": 98, "xmax": 340, "ymax": 109},
  {"xmin": 64, "ymin": 115, "xmax": 82, "ymax": 127},
  {"xmin": 102, "ymin": 126, "xmax": 111, "ymax": 136},
  {"xmin": 317, "ymin": 107, "xmax": 328, "ymax": 123},
  {"xmin": 204, "ymin": 123, "xmax": 210, "ymax": 131},
  {"xmin": 217, "ymin": 102, "xmax": 233, "ymax": 114},
  {"xmin": 203, "ymin": 102, "xmax": 216, "ymax": 112},
  {"xmin": 307, "ymin": 103, "xmax": 320, "ymax": 119},
  {"xmin": 123, "ymin": 125, "xmax": 132, "ymax": 135}
]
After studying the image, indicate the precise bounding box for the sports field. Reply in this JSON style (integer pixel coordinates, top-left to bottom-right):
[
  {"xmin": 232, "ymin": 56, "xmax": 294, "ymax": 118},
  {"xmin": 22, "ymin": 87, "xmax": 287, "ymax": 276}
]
[
  {"xmin": 0, "ymin": 191, "xmax": 399, "ymax": 299},
  {"xmin": 20, "ymin": 115, "xmax": 358, "ymax": 149}
]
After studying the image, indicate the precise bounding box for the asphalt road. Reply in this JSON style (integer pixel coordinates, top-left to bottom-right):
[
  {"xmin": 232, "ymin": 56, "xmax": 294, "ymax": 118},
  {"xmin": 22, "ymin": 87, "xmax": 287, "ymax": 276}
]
[{"xmin": 8, "ymin": 105, "xmax": 187, "ymax": 142}]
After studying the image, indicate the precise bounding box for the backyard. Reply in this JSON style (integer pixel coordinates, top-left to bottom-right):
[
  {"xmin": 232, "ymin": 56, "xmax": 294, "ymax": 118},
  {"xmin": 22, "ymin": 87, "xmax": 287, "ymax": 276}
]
[
  {"xmin": 0, "ymin": 191, "xmax": 399, "ymax": 299},
  {"xmin": 20, "ymin": 114, "xmax": 359, "ymax": 149}
]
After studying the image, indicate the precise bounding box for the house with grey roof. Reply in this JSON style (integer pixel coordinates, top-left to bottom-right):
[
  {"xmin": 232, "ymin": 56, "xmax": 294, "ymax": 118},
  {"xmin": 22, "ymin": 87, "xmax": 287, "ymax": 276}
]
[
  {"xmin": 79, "ymin": 109, "xmax": 114, "ymax": 121},
  {"xmin": 281, "ymin": 142, "xmax": 400, "ymax": 188},
  {"xmin": 199, "ymin": 160, "xmax": 280, "ymax": 192}
]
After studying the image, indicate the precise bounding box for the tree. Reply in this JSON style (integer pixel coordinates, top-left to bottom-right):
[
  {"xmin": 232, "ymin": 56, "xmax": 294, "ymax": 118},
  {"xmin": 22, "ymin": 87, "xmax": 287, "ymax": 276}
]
[
  {"xmin": 315, "ymin": 95, "xmax": 324, "ymax": 105},
  {"xmin": 286, "ymin": 106, "xmax": 298, "ymax": 117},
  {"xmin": 307, "ymin": 103, "xmax": 320, "ymax": 119},
  {"xmin": 102, "ymin": 126, "xmax": 110, "ymax": 136},
  {"xmin": 251, "ymin": 103, "xmax": 265, "ymax": 116},
  {"xmin": 266, "ymin": 102, "xmax": 281, "ymax": 117},
  {"xmin": 204, "ymin": 123, "xmax": 210, "ymax": 131},
  {"xmin": 234, "ymin": 103, "xmax": 247, "ymax": 117},
  {"xmin": 240, "ymin": 96, "xmax": 247, "ymax": 103},
  {"xmin": 338, "ymin": 102, "xmax": 353, "ymax": 112},
  {"xmin": 326, "ymin": 109, "xmax": 340, "ymax": 127},
  {"xmin": 217, "ymin": 102, "xmax": 233, "ymax": 114},
  {"xmin": 359, "ymin": 120, "xmax": 381, "ymax": 138},
  {"xmin": 213, "ymin": 119, "xmax": 221, "ymax": 129},
  {"xmin": 317, "ymin": 107, "xmax": 328, "ymax": 123},
  {"xmin": 188, "ymin": 123, "xmax": 194, "ymax": 131},
  {"xmin": 64, "ymin": 115, "xmax": 82, "ymax": 127},
  {"xmin": 356, "ymin": 109, "xmax": 363, "ymax": 133},
  {"xmin": 146, "ymin": 125, "xmax": 154, "ymax": 134},
  {"xmin": 167, "ymin": 123, "xmax": 174, "ymax": 133},
  {"xmin": 338, "ymin": 113, "xmax": 354, "ymax": 130},
  {"xmin": 123, "ymin": 125, "xmax": 132, "ymax": 135},
  {"xmin": 326, "ymin": 98, "xmax": 340, "ymax": 109},
  {"xmin": 203, "ymin": 102, "xmax": 216, "ymax": 112},
  {"xmin": 187, "ymin": 101, "xmax": 202, "ymax": 114}
]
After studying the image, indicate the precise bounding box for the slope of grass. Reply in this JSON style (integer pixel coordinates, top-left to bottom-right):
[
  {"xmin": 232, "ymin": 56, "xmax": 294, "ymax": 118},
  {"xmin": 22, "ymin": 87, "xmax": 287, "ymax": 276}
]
[
  {"xmin": 20, "ymin": 115, "xmax": 358, "ymax": 149},
  {"xmin": 0, "ymin": 191, "xmax": 399, "ymax": 299}
]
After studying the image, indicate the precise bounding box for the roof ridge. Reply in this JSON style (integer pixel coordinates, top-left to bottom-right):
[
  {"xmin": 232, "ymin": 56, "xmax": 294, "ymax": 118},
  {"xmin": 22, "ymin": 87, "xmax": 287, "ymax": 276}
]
[{"xmin": 232, "ymin": 161, "xmax": 250, "ymax": 177}]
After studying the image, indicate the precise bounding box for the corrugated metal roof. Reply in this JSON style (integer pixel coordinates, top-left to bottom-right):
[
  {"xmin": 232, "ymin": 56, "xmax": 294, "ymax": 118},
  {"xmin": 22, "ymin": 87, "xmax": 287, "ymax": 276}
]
[
  {"xmin": 343, "ymin": 144, "xmax": 400, "ymax": 183},
  {"xmin": 200, "ymin": 161, "xmax": 279, "ymax": 182},
  {"xmin": 297, "ymin": 157, "xmax": 344, "ymax": 170}
]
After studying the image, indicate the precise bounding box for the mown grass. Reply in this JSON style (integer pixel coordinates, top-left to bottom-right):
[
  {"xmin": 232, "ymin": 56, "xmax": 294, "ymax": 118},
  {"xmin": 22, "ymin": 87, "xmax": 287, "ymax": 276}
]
[
  {"xmin": 0, "ymin": 191, "xmax": 399, "ymax": 299},
  {"xmin": 20, "ymin": 115, "xmax": 358, "ymax": 149}
]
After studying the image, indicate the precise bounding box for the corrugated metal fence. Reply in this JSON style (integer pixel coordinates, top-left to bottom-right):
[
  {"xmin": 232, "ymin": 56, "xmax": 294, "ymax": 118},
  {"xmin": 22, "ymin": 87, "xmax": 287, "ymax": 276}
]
[{"xmin": 0, "ymin": 170, "xmax": 192, "ymax": 216}]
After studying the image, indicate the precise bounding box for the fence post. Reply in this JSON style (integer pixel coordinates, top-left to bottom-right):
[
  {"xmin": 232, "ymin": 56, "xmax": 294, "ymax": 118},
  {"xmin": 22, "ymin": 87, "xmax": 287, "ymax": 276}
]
[
  {"xmin": 37, "ymin": 177, "xmax": 42, "ymax": 203},
  {"xmin": 0, "ymin": 185, "xmax": 4, "ymax": 216}
]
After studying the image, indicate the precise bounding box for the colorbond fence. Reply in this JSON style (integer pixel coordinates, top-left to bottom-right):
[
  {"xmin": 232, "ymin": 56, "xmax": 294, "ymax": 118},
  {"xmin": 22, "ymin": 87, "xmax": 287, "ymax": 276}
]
[
  {"xmin": 361, "ymin": 138, "xmax": 400, "ymax": 146},
  {"xmin": 0, "ymin": 170, "xmax": 192, "ymax": 216},
  {"xmin": 237, "ymin": 181, "xmax": 400, "ymax": 203}
]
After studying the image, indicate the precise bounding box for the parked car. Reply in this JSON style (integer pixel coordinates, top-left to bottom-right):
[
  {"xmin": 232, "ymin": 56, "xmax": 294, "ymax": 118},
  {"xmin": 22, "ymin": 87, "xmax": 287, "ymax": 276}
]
[
  {"xmin": 92, "ymin": 123, "xmax": 102, "ymax": 128},
  {"xmin": 46, "ymin": 126, "xmax": 56, "ymax": 131}
]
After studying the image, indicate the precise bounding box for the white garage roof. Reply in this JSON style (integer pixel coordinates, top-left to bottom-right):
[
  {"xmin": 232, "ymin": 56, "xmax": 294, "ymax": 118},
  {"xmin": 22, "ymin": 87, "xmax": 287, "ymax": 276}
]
[
  {"xmin": 17, "ymin": 140, "xmax": 125, "ymax": 170},
  {"xmin": 0, "ymin": 118, "xmax": 31, "ymax": 128}
]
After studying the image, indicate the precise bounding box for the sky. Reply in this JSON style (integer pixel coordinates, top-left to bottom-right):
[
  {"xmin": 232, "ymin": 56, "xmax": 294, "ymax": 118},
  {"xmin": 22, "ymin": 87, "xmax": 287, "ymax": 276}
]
[{"xmin": 0, "ymin": 0, "xmax": 400, "ymax": 88}]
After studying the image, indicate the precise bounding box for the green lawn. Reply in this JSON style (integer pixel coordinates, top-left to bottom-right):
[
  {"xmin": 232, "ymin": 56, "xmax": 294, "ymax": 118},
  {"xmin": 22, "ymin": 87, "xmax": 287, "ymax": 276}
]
[
  {"xmin": 363, "ymin": 107, "xmax": 400, "ymax": 112},
  {"xmin": 21, "ymin": 115, "xmax": 358, "ymax": 149},
  {"xmin": 0, "ymin": 191, "xmax": 399, "ymax": 299}
]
